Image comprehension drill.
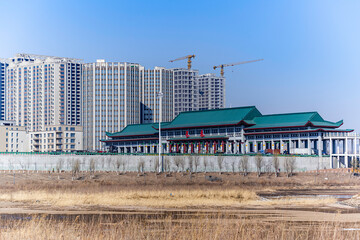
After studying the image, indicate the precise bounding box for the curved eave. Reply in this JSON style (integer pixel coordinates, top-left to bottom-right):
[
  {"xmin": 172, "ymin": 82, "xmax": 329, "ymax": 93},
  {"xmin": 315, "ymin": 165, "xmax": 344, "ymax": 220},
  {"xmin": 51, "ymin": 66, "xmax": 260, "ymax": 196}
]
[
  {"xmin": 245, "ymin": 124, "xmax": 307, "ymax": 131},
  {"xmin": 101, "ymin": 137, "xmax": 159, "ymax": 143},
  {"xmin": 108, "ymin": 133, "xmax": 157, "ymax": 139},
  {"xmin": 161, "ymin": 123, "xmax": 242, "ymax": 130},
  {"xmin": 168, "ymin": 136, "xmax": 229, "ymax": 142},
  {"xmin": 244, "ymin": 128, "xmax": 353, "ymax": 136},
  {"xmin": 305, "ymin": 120, "xmax": 343, "ymax": 128},
  {"xmin": 245, "ymin": 120, "xmax": 342, "ymax": 131}
]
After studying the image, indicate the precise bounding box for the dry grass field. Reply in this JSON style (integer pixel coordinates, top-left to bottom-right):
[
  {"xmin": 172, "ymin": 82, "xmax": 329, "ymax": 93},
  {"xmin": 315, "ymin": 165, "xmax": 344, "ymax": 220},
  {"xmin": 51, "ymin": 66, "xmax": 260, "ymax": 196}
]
[
  {"xmin": 0, "ymin": 170, "xmax": 358, "ymax": 239},
  {"xmin": 0, "ymin": 214, "xmax": 359, "ymax": 239}
]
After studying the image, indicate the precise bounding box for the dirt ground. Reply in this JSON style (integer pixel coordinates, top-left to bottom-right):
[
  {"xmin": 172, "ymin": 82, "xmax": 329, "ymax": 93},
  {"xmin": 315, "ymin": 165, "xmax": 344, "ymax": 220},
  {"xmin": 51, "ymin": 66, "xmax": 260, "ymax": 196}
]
[{"xmin": 0, "ymin": 170, "xmax": 358, "ymax": 226}]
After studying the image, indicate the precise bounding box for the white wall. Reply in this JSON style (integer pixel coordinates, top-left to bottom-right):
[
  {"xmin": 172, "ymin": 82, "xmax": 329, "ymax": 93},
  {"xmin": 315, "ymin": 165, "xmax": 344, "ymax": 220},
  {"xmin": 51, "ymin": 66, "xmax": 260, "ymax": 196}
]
[{"xmin": 0, "ymin": 154, "xmax": 330, "ymax": 172}]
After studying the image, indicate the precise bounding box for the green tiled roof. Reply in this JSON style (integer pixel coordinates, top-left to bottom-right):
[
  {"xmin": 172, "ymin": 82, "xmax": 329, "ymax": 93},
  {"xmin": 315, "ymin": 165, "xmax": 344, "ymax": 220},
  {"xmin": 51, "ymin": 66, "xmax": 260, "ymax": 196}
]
[
  {"xmin": 168, "ymin": 135, "xmax": 229, "ymax": 141},
  {"xmin": 106, "ymin": 122, "xmax": 170, "ymax": 137},
  {"xmin": 246, "ymin": 112, "xmax": 343, "ymax": 129},
  {"xmin": 314, "ymin": 127, "xmax": 352, "ymax": 132},
  {"xmin": 105, "ymin": 107, "xmax": 345, "ymax": 139},
  {"xmin": 162, "ymin": 106, "xmax": 262, "ymax": 129}
]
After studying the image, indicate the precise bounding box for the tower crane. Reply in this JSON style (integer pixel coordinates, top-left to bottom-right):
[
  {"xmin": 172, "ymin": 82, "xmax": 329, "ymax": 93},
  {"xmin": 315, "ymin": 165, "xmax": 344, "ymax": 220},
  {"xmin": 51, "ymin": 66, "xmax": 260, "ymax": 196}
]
[
  {"xmin": 213, "ymin": 59, "xmax": 263, "ymax": 77},
  {"xmin": 169, "ymin": 54, "xmax": 196, "ymax": 70}
]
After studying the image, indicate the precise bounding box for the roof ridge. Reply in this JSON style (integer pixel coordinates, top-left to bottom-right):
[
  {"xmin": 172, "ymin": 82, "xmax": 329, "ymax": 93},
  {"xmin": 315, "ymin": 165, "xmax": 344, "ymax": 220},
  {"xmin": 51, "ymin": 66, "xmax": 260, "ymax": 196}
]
[
  {"xmin": 178, "ymin": 106, "xmax": 256, "ymax": 115},
  {"xmin": 257, "ymin": 111, "xmax": 318, "ymax": 118}
]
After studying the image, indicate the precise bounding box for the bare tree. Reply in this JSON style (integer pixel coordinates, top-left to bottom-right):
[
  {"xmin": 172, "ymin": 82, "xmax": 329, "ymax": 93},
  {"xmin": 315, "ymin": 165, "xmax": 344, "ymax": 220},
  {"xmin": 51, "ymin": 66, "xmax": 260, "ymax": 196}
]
[
  {"xmin": 240, "ymin": 155, "xmax": 249, "ymax": 176},
  {"xmin": 114, "ymin": 156, "xmax": 123, "ymax": 175},
  {"xmin": 8, "ymin": 157, "xmax": 14, "ymax": 171},
  {"xmin": 137, "ymin": 158, "xmax": 145, "ymax": 174},
  {"xmin": 153, "ymin": 157, "xmax": 159, "ymax": 173},
  {"xmin": 121, "ymin": 158, "xmax": 127, "ymax": 174},
  {"xmin": 187, "ymin": 156, "xmax": 194, "ymax": 173},
  {"xmin": 89, "ymin": 158, "xmax": 96, "ymax": 175},
  {"xmin": 284, "ymin": 157, "xmax": 296, "ymax": 177},
  {"xmin": 101, "ymin": 157, "xmax": 105, "ymax": 170},
  {"xmin": 173, "ymin": 157, "xmax": 181, "ymax": 172},
  {"xmin": 203, "ymin": 158, "xmax": 208, "ymax": 173},
  {"xmin": 231, "ymin": 160, "xmax": 236, "ymax": 173},
  {"xmin": 179, "ymin": 157, "xmax": 186, "ymax": 173},
  {"xmin": 66, "ymin": 158, "xmax": 71, "ymax": 171},
  {"xmin": 72, "ymin": 159, "xmax": 81, "ymax": 177},
  {"xmin": 255, "ymin": 154, "xmax": 264, "ymax": 177},
  {"xmin": 265, "ymin": 158, "xmax": 272, "ymax": 175},
  {"xmin": 217, "ymin": 155, "xmax": 225, "ymax": 175},
  {"xmin": 163, "ymin": 157, "xmax": 170, "ymax": 172},
  {"xmin": 193, "ymin": 155, "xmax": 200, "ymax": 173},
  {"xmin": 106, "ymin": 157, "xmax": 112, "ymax": 169},
  {"xmin": 272, "ymin": 154, "xmax": 280, "ymax": 177},
  {"xmin": 56, "ymin": 158, "xmax": 64, "ymax": 173}
]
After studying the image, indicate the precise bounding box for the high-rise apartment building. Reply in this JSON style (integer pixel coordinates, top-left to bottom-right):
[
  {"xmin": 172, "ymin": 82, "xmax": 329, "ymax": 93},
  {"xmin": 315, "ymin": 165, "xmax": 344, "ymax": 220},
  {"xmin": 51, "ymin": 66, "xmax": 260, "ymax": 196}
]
[
  {"xmin": 0, "ymin": 60, "xmax": 8, "ymax": 120},
  {"xmin": 5, "ymin": 54, "xmax": 82, "ymax": 131},
  {"xmin": 197, "ymin": 73, "xmax": 225, "ymax": 110},
  {"xmin": 173, "ymin": 68, "xmax": 199, "ymax": 116},
  {"xmin": 82, "ymin": 60, "xmax": 141, "ymax": 151},
  {"xmin": 140, "ymin": 66, "xmax": 174, "ymax": 123},
  {"xmin": 4, "ymin": 54, "xmax": 83, "ymax": 152}
]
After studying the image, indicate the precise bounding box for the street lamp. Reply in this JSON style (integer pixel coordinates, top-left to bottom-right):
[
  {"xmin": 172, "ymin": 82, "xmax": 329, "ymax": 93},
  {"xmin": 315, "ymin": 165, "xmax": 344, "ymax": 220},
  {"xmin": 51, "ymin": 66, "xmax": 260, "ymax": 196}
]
[{"xmin": 157, "ymin": 91, "xmax": 163, "ymax": 173}]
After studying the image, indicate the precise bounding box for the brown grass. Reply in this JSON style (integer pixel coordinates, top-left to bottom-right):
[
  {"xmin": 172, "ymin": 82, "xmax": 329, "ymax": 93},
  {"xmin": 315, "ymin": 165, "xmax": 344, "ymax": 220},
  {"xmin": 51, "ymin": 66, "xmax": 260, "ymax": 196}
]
[
  {"xmin": 0, "ymin": 189, "xmax": 258, "ymax": 207},
  {"xmin": 0, "ymin": 214, "xmax": 359, "ymax": 240},
  {"xmin": 255, "ymin": 196, "xmax": 337, "ymax": 206}
]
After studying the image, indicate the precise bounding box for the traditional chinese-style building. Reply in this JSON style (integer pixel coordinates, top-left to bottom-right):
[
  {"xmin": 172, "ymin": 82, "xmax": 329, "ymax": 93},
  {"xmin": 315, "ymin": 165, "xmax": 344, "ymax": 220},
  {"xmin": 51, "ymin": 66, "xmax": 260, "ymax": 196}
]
[{"xmin": 102, "ymin": 106, "xmax": 358, "ymax": 168}]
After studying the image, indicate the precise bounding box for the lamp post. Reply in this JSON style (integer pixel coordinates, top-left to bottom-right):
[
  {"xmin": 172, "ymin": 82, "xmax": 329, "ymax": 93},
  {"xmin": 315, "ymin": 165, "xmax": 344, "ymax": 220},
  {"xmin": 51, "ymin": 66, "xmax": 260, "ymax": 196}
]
[{"xmin": 157, "ymin": 91, "xmax": 163, "ymax": 173}]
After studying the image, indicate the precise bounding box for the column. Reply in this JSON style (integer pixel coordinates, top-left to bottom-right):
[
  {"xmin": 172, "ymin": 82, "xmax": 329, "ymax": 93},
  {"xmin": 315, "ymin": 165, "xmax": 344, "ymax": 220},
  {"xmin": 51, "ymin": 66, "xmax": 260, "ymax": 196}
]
[
  {"xmin": 308, "ymin": 138, "xmax": 312, "ymax": 155},
  {"xmin": 241, "ymin": 141, "xmax": 245, "ymax": 154},
  {"xmin": 318, "ymin": 136, "xmax": 322, "ymax": 157},
  {"xmin": 262, "ymin": 140, "xmax": 265, "ymax": 152},
  {"xmin": 345, "ymin": 138, "xmax": 348, "ymax": 168},
  {"xmin": 280, "ymin": 139, "xmax": 283, "ymax": 154},
  {"xmin": 329, "ymin": 138, "xmax": 333, "ymax": 168},
  {"xmin": 355, "ymin": 137, "xmax": 358, "ymax": 158}
]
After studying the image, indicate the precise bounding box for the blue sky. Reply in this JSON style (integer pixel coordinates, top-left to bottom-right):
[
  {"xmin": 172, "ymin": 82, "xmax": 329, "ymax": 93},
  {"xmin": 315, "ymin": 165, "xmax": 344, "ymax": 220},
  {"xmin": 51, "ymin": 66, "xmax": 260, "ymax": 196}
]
[{"xmin": 1, "ymin": 0, "xmax": 359, "ymax": 130}]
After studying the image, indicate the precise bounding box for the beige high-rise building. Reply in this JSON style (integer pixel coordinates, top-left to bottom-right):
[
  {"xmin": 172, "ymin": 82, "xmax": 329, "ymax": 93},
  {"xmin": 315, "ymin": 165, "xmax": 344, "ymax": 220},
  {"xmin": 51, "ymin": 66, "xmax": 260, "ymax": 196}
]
[
  {"xmin": 4, "ymin": 54, "xmax": 83, "ymax": 152},
  {"xmin": 30, "ymin": 125, "xmax": 83, "ymax": 152},
  {"xmin": 140, "ymin": 66, "xmax": 174, "ymax": 123},
  {"xmin": 5, "ymin": 54, "xmax": 82, "ymax": 131},
  {"xmin": 0, "ymin": 120, "xmax": 28, "ymax": 152},
  {"xmin": 197, "ymin": 73, "xmax": 225, "ymax": 110},
  {"xmin": 82, "ymin": 60, "xmax": 141, "ymax": 151}
]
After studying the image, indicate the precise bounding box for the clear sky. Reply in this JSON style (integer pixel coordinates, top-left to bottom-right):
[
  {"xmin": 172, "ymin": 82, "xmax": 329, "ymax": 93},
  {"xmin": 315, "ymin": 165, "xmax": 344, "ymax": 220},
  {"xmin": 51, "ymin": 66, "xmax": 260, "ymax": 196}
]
[{"xmin": 1, "ymin": 0, "xmax": 359, "ymax": 130}]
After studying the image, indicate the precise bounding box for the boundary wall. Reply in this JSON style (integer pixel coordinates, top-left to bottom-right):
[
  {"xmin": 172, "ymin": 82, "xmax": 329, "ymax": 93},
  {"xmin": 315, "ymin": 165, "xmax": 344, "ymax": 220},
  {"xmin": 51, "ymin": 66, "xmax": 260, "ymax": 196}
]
[{"xmin": 0, "ymin": 154, "xmax": 330, "ymax": 172}]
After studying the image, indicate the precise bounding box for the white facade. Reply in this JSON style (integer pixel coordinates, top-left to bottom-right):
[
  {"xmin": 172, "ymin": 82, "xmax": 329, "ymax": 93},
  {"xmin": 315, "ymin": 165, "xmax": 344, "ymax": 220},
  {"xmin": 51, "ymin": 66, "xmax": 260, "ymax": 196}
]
[
  {"xmin": 30, "ymin": 125, "xmax": 83, "ymax": 152},
  {"xmin": 0, "ymin": 61, "xmax": 7, "ymax": 120},
  {"xmin": 197, "ymin": 73, "xmax": 225, "ymax": 110},
  {"xmin": 0, "ymin": 120, "xmax": 29, "ymax": 152},
  {"xmin": 173, "ymin": 68, "xmax": 199, "ymax": 116},
  {"xmin": 82, "ymin": 60, "xmax": 141, "ymax": 151},
  {"xmin": 3, "ymin": 54, "xmax": 82, "ymax": 152},
  {"xmin": 140, "ymin": 66, "xmax": 174, "ymax": 123},
  {"xmin": 5, "ymin": 54, "xmax": 82, "ymax": 131}
]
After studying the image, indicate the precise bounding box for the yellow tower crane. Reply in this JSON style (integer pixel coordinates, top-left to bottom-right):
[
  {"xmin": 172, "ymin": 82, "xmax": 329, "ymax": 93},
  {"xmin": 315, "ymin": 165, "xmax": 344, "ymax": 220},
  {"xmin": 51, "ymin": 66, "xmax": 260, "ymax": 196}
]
[
  {"xmin": 213, "ymin": 59, "xmax": 264, "ymax": 77},
  {"xmin": 169, "ymin": 54, "xmax": 196, "ymax": 70}
]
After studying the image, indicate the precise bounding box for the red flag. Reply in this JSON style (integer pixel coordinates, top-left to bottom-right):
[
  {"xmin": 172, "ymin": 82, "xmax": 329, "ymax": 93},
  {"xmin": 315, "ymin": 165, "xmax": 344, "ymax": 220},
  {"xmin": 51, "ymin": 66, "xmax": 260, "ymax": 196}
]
[
  {"xmin": 186, "ymin": 131, "xmax": 190, "ymax": 138},
  {"xmin": 200, "ymin": 130, "xmax": 205, "ymax": 138}
]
